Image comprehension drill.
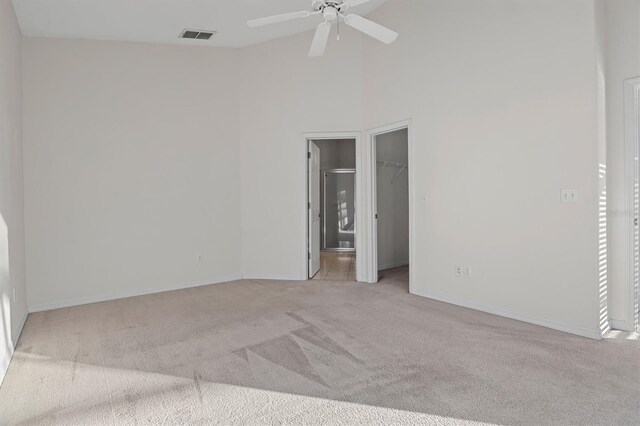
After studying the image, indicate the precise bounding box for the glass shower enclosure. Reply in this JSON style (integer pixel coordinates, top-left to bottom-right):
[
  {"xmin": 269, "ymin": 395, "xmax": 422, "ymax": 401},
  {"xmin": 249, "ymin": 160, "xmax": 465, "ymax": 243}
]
[{"xmin": 322, "ymin": 169, "xmax": 356, "ymax": 251}]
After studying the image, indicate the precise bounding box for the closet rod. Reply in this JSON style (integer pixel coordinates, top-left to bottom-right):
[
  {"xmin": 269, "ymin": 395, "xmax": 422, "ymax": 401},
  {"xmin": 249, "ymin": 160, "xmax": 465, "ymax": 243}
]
[
  {"xmin": 377, "ymin": 160, "xmax": 407, "ymax": 168},
  {"xmin": 391, "ymin": 166, "xmax": 407, "ymax": 184}
]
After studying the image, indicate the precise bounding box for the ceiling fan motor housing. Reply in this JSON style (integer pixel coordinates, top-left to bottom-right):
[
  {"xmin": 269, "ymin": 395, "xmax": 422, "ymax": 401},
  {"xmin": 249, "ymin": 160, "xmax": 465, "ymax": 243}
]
[{"xmin": 313, "ymin": 1, "xmax": 348, "ymax": 15}]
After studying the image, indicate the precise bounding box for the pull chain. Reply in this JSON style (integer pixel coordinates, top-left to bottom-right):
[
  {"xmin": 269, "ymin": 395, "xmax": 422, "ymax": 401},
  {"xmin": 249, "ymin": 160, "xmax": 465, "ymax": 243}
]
[{"xmin": 337, "ymin": 14, "xmax": 340, "ymax": 40}]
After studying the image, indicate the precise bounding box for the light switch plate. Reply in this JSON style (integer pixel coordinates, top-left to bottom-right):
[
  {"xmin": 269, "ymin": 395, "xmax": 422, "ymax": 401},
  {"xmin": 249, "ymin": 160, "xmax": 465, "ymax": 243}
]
[{"xmin": 561, "ymin": 189, "xmax": 578, "ymax": 203}]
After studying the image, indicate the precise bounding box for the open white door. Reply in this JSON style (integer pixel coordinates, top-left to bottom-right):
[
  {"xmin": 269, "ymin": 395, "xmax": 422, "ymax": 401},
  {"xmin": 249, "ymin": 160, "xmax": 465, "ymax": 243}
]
[{"xmin": 308, "ymin": 141, "xmax": 321, "ymax": 278}]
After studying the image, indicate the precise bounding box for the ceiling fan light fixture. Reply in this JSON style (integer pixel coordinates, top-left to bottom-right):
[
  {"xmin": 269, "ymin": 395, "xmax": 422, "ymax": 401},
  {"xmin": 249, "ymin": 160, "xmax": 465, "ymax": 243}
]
[{"xmin": 323, "ymin": 6, "xmax": 338, "ymax": 21}]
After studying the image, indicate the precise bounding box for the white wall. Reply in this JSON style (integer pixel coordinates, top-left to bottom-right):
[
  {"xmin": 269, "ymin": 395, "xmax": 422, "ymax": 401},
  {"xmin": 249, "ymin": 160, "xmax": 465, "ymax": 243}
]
[
  {"xmin": 22, "ymin": 38, "xmax": 243, "ymax": 310},
  {"xmin": 376, "ymin": 128, "xmax": 409, "ymax": 270},
  {"xmin": 363, "ymin": 0, "xmax": 603, "ymax": 338},
  {"xmin": 0, "ymin": 0, "xmax": 27, "ymax": 384},
  {"xmin": 604, "ymin": 0, "xmax": 640, "ymax": 330}
]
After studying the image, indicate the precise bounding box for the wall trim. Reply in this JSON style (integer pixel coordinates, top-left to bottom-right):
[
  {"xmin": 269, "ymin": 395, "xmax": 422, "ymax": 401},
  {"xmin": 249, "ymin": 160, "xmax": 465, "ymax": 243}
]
[
  {"xmin": 242, "ymin": 274, "xmax": 303, "ymax": 281},
  {"xmin": 27, "ymin": 273, "xmax": 313, "ymax": 314},
  {"xmin": 27, "ymin": 272, "xmax": 318, "ymax": 314},
  {"xmin": 0, "ymin": 310, "xmax": 29, "ymax": 386},
  {"xmin": 610, "ymin": 319, "xmax": 629, "ymax": 331},
  {"xmin": 624, "ymin": 76, "xmax": 640, "ymax": 333},
  {"xmin": 378, "ymin": 260, "xmax": 409, "ymax": 271},
  {"xmin": 1, "ymin": 346, "xmax": 11, "ymax": 386},
  {"xmin": 413, "ymin": 289, "xmax": 602, "ymax": 340},
  {"xmin": 27, "ymin": 275, "xmax": 241, "ymax": 313},
  {"xmin": 17, "ymin": 310, "xmax": 28, "ymax": 341}
]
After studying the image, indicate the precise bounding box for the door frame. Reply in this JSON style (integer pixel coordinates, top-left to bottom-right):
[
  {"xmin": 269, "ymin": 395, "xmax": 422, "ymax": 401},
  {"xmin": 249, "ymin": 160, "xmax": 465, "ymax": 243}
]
[
  {"xmin": 303, "ymin": 131, "xmax": 362, "ymax": 281},
  {"xmin": 364, "ymin": 119, "xmax": 414, "ymax": 287},
  {"xmin": 625, "ymin": 77, "xmax": 640, "ymax": 332}
]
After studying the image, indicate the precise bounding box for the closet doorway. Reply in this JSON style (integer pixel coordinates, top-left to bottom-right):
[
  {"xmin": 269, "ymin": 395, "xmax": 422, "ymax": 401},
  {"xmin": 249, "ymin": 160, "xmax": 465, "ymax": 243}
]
[
  {"xmin": 307, "ymin": 138, "xmax": 358, "ymax": 281},
  {"xmin": 366, "ymin": 120, "xmax": 413, "ymax": 287}
]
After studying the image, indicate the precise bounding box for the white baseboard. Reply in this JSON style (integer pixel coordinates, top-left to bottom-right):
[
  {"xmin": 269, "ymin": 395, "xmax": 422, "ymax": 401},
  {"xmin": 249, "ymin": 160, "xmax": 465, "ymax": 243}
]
[
  {"xmin": 1, "ymin": 309, "xmax": 29, "ymax": 386},
  {"xmin": 28, "ymin": 275, "xmax": 242, "ymax": 313},
  {"xmin": 17, "ymin": 310, "xmax": 28, "ymax": 340},
  {"xmin": 610, "ymin": 318, "xmax": 632, "ymax": 331},
  {"xmin": 27, "ymin": 269, "xmax": 351, "ymax": 315},
  {"xmin": 28, "ymin": 272, "xmax": 308, "ymax": 314},
  {"xmin": 242, "ymin": 274, "xmax": 303, "ymax": 281},
  {"xmin": 378, "ymin": 260, "xmax": 409, "ymax": 271},
  {"xmin": 413, "ymin": 289, "xmax": 602, "ymax": 340}
]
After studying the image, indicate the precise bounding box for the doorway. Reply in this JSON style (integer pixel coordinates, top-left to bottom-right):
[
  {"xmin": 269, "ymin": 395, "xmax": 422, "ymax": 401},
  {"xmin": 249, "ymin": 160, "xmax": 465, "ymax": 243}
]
[
  {"xmin": 306, "ymin": 136, "xmax": 359, "ymax": 281},
  {"xmin": 365, "ymin": 120, "xmax": 413, "ymax": 287},
  {"xmin": 375, "ymin": 128, "xmax": 409, "ymax": 281}
]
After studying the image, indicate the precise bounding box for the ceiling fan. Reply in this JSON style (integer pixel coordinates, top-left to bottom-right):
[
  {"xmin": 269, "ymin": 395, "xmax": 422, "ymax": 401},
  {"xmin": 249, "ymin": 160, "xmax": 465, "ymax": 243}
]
[{"xmin": 247, "ymin": 0, "xmax": 398, "ymax": 57}]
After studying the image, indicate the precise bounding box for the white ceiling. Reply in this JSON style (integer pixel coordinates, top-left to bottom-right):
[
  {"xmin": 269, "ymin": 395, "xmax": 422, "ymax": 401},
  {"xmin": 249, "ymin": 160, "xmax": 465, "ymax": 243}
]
[{"xmin": 12, "ymin": 0, "xmax": 388, "ymax": 48}]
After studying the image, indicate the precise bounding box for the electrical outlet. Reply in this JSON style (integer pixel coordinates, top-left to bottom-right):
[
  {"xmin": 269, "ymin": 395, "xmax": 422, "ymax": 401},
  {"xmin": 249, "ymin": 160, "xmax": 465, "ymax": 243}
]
[{"xmin": 455, "ymin": 265, "xmax": 463, "ymax": 277}]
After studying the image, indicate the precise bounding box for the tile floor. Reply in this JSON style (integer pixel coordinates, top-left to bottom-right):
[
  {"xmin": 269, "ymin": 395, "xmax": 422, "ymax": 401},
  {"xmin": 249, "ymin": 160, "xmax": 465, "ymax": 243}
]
[{"xmin": 312, "ymin": 251, "xmax": 356, "ymax": 281}]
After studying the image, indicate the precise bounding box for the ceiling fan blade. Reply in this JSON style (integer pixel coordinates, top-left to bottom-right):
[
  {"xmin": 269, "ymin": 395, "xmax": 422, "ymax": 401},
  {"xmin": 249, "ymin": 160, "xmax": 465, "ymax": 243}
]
[
  {"xmin": 247, "ymin": 10, "xmax": 311, "ymax": 27},
  {"xmin": 308, "ymin": 22, "xmax": 331, "ymax": 57},
  {"xmin": 346, "ymin": 0, "xmax": 373, "ymax": 7},
  {"xmin": 343, "ymin": 14, "xmax": 398, "ymax": 44}
]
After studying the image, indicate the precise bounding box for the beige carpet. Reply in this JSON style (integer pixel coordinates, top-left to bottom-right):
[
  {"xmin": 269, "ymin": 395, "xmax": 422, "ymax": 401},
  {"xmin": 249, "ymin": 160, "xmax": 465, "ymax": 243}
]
[{"xmin": 1, "ymin": 267, "xmax": 639, "ymax": 425}]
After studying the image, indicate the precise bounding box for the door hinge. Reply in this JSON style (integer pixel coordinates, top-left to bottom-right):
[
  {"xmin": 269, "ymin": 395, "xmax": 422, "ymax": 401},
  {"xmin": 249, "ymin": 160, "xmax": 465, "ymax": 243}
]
[
  {"xmin": 308, "ymin": 252, "xmax": 311, "ymax": 259},
  {"xmin": 308, "ymin": 152, "xmax": 311, "ymax": 159},
  {"xmin": 308, "ymin": 202, "xmax": 311, "ymax": 209},
  {"xmin": 375, "ymin": 213, "xmax": 378, "ymax": 219}
]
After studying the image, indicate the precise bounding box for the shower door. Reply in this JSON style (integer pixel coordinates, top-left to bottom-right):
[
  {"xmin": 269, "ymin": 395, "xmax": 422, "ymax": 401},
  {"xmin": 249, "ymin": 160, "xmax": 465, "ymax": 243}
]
[{"xmin": 323, "ymin": 170, "xmax": 356, "ymax": 251}]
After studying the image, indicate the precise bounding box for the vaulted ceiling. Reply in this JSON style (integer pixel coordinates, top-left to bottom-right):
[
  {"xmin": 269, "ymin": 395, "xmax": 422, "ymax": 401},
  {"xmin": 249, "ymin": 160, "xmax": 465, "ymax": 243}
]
[{"xmin": 12, "ymin": 0, "xmax": 388, "ymax": 47}]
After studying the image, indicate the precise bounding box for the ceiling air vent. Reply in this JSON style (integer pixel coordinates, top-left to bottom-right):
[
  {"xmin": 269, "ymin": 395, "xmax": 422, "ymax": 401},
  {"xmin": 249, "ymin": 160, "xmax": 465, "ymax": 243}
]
[{"xmin": 180, "ymin": 29, "xmax": 217, "ymax": 40}]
